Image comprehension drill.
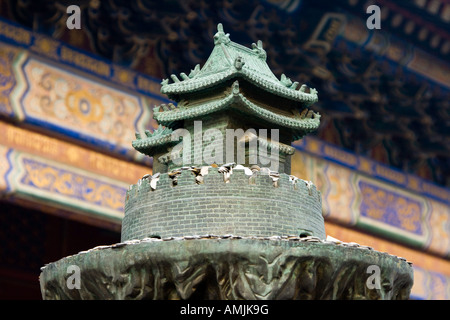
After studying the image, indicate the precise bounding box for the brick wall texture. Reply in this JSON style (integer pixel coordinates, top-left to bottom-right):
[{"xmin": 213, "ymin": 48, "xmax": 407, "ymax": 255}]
[{"xmin": 121, "ymin": 168, "xmax": 325, "ymax": 241}]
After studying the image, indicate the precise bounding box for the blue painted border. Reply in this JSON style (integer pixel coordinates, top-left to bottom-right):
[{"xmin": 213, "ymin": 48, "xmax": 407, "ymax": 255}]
[
  {"xmin": 0, "ymin": 17, "xmax": 172, "ymax": 102},
  {"xmin": 294, "ymin": 137, "xmax": 450, "ymax": 206},
  {"xmin": 20, "ymin": 157, "xmax": 127, "ymax": 212},
  {"xmin": 3, "ymin": 148, "xmax": 14, "ymax": 192}
]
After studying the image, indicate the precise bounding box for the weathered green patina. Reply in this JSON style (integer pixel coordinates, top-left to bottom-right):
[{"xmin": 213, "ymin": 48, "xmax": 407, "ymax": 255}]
[
  {"xmin": 133, "ymin": 23, "xmax": 320, "ymax": 165},
  {"xmin": 160, "ymin": 24, "xmax": 318, "ymax": 105},
  {"xmin": 153, "ymin": 81, "xmax": 320, "ymax": 130},
  {"xmin": 125, "ymin": 23, "xmax": 326, "ymax": 241},
  {"xmin": 39, "ymin": 23, "xmax": 414, "ymax": 300},
  {"xmin": 40, "ymin": 237, "xmax": 413, "ymax": 300}
]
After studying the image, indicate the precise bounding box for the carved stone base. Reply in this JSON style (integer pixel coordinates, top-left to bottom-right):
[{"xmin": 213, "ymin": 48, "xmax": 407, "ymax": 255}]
[{"xmin": 39, "ymin": 236, "xmax": 413, "ymax": 300}]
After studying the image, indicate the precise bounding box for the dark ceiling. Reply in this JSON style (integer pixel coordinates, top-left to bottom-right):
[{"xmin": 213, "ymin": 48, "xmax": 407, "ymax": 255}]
[{"xmin": 1, "ymin": 0, "xmax": 449, "ymax": 187}]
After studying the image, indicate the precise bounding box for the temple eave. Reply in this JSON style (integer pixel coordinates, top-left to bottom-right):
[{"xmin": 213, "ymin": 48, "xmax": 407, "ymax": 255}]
[
  {"xmin": 154, "ymin": 90, "xmax": 320, "ymax": 132},
  {"xmin": 161, "ymin": 72, "xmax": 318, "ymax": 106}
]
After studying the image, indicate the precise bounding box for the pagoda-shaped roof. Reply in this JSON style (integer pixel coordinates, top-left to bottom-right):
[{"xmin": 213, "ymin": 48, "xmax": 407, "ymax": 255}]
[
  {"xmin": 133, "ymin": 23, "xmax": 321, "ymax": 160},
  {"xmin": 153, "ymin": 80, "xmax": 320, "ymax": 131},
  {"xmin": 160, "ymin": 24, "xmax": 318, "ymax": 107}
]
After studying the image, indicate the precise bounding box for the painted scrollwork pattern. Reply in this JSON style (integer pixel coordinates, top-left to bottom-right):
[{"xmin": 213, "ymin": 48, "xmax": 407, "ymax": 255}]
[
  {"xmin": 359, "ymin": 181, "xmax": 423, "ymax": 235},
  {"xmin": 21, "ymin": 157, "xmax": 126, "ymax": 212},
  {"xmin": 0, "ymin": 45, "xmax": 20, "ymax": 116},
  {"xmin": 20, "ymin": 59, "xmax": 143, "ymax": 151}
]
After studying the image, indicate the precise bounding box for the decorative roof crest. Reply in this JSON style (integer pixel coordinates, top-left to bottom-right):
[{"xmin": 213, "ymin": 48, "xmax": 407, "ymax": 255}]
[
  {"xmin": 189, "ymin": 64, "xmax": 201, "ymax": 78},
  {"xmin": 252, "ymin": 40, "xmax": 267, "ymax": 60},
  {"xmin": 214, "ymin": 23, "xmax": 231, "ymax": 45},
  {"xmin": 159, "ymin": 22, "xmax": 319, "ymax": 107},
  {"xmin": 135, "ymin": 124, "xmax": 173, "ymax": 141}
]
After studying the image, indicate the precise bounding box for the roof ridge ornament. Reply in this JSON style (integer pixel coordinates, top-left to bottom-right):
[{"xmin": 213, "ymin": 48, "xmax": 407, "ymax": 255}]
[
  {"xmin": 251, "ymin": 40, "xmax": 267, "ymax": 60},
  {"xmin": 134, "ymin": 124, "xmax": 173, "ymax": 141},
  {"xmin": 280, "ymin": 74, "xmax": 292, "ymax": 87},
  {"xmin": 160, "ymin": 23, "xmax": 319, "ymax": 106},
  {"xmin": 214, "ymin": 23, "xmax": 231, "ymax": 45},
  {"xmin": 234, "ymin": 56, "xmax": 245, "ymax": 70},
  {"xmin": 189, "ymin": 64, "xmax": 200, "ymax": 78},
  {"xmin": 280, "ymin": 74, "xmax": 300, "ymax": 90}
]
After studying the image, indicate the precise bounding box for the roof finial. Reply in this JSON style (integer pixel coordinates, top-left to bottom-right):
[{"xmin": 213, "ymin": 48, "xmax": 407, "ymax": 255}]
[
  {"xmin": 232, "ymin": 80, "xmax": 240, "ymax": 95},
  {"xmin": 188, "ymin": 64, "xmax": 200, "ymax": 78},
  {"xmin": 214, "ymin": 23, "xmax": 230, "ymax": 45},
  {"xmin": 252, "ymin": 40, "xmax": 267, "ymax": 60}
]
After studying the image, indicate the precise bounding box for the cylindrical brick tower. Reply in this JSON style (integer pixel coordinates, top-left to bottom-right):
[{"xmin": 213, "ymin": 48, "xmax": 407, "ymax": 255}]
[{"xmin": 123, "ymin": 23, "xmax": 325, "ymax": 241}]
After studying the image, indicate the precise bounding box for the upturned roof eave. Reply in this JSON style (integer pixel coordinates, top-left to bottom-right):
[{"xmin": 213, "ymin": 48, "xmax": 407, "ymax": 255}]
[
  {"xmin": 155, "ymin": 82, "xmax": 320, "ymax": 131},
  {"xmin": 161, "ymin": 71, "xmax": 318, "ymax": 106}
]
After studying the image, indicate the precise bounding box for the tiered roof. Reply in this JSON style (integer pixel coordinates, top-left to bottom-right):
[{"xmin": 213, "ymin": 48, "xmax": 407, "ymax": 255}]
[
  {"xmin": 160, "ymin": 24, "xmax": 318, "ymax": 106},
  {"xmin": 134, "ymin": 23, "xmax": 320, "ymax": 157},
  {"xmin": 154, "ymin": 81, "xmax": 320, "ymax": 130}
]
